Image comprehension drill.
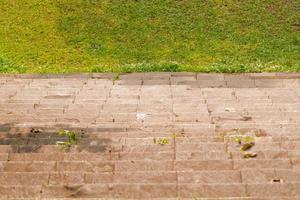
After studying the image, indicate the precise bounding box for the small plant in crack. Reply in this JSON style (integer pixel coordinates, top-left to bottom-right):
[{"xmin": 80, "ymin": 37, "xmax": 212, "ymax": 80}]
[
  {"xmin": 241, "ymin": 142, "xmax": 255, "ymax": 151},
  {"xmin": 240, "ymin": 136, "xmax": 255, "ymax": 151},
  {"xmin": 231, "ymin": 135, "xmax": 255, "ymax": 150},
  {"xmin": 228, "ymin": 132, "xmax": 257, "ymax": 159},
  {"xmin": 153, "ymin": 137, "xmax": 170, "ymax": 145},
  {"xmin": 113, "ymin": 73, "xmax": 120, "ymax": 84},
  {"xmin": 171, "ymin": 133, "xmax": 177, "ymax": 139},
  {"xmin": 243, "ymin": 152, "xmax": 257, "ymax": 158},
  {"xmin": 243, "ymin": 135, "xmax": 254, "ymax": 143},
  {"xmin": 233, "ymin": 136, "xmax": 242, "ymax": 145},
  {"xmin": 56, "ymin": 130, "xmax": 80, "ymax": 150}
]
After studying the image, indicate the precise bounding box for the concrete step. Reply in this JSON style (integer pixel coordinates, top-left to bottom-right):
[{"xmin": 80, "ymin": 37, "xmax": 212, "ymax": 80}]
[{"xmin": 0, "ymin": 183, "xmax": 299, "ymax": 198}]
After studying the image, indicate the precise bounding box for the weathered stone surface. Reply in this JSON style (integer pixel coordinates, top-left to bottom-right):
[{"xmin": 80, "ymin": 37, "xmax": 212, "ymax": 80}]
[
  {"xmin": 178, "ymin": 170, "xmax": 241, "ymax": 184},
  {"xmin": 0, "ymin": 172, "xmax": 49, "ymax": 185},
  {"xmin": 178, "ymin": 183, "xmax": 246, "ymax": 198},
  {"xmin": 175, "ymin": 160, "xmax": 233, "ymax": 171},
  {"xmin": 241, "ymin": 169, "xmax": 276, "ymax": 183},
  {"xmin": 0, "ymin": 73, "xmax": 299, "ymax": 199}
]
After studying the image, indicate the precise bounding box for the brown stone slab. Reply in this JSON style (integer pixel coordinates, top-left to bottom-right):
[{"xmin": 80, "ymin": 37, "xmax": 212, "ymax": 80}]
[
  {"xmin": 178, "ymin": 170, "xmax": 241, "ymax": 184},
  {"xmin": 246, "ymin": 183, "xmax": 300, "ymax": 197},
  {"xmin": 178, "ymin": 183, "xmax": 246, "ymax": 198},
  {"xmin": 1, "ymin": 161, "xmax": 56, "ymax": 172},
  {"xmin": 0, "ymin": 172, "xmax": 49, "ymax": 185},
  {"xmin": 233, "ymin": 159, "xmax": 292, "ymax": 169},
  {"xmin": 0, "ymin": 186, "xmax": 42, "ymax": 198},
  {"xmin": 175, "ymin": 160, "xmax": 233, "ymax": 171}
]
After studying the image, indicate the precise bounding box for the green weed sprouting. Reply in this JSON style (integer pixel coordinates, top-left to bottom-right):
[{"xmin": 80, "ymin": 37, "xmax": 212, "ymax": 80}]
[
  {"xmin": 56, "ymin": 129, "xmax": 79, "ymax": 150},
  {"xmin": 113, "ymin": 73, "xmax": 120, "ymax": 81},
  {"xmin": 230, "ymin": 133, "xmax": 257, "ymax": 159},
  {"xmin": 153, "ymin": 137, "xmax": 170, "ymax": 145}
]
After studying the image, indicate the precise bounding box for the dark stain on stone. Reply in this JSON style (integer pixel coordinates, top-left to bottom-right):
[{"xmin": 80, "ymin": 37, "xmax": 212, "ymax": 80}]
[
  {"xmin": 0, "ymin": 123, "xmax": 11, "ymax": 132},
  {"xmin": 27, "ymin": 145, "xmax": 42, "ymax": 152},
  {"xmin": 30, "ymin": 128, "xmax": 41, "ymax": 133},
  {"xmin": 76, "ymin": 137, "xmax": 112, "ymax": 153},
  {"xmin": 77, "ymin": 145, "xmax": 107, "ymax": 153},
  {"xmin": 254, "ymin": 129, "xmax": 268, "ymax": 137},
  {"xmin": 15, "ymin": 145, "xmax": 42, "ymax": 153},
  {"xmin": 272, "ymin": 178, "xmax": 283, "ymax": 183},
  {"xmin": 64, "ymin": 185, "xmax": 83, "ymax": 192},
  {"xmin": 0, "ymin": 127, "xmax": 113, "ymax": 153},
  {"xmin": 69, "ymin": 190, "xmax": 85, "ymax": 198},
  {"xmin": 212, "ymin": 115, "xmax": 252, "ymax": 122},
  {"xmin": 67, "ymin": 185, "xmax": 89, "ymax": 198},
  {"xmin": 44, "ymin": 95, "xmax": 73, "ymax": 99},
  {"xmin": 241, "ymin": 116, "xmax": 252, "ymax": 121}
]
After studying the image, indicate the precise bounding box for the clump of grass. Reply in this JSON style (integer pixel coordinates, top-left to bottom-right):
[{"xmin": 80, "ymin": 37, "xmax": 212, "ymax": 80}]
[
  {"xmin": 237, "ymin": 136, "xmax": 256, "ymax": 158},
  {"xmin": 91, "ymin": 66, "xmax": 111, "ymax": 73},
  {"xmin": 243, "ymin": 135, "xmax": 255, "ymax": 143},
  {"xmin": 232, "ymin": 135, "xmax": 255, "ymax": 151},
  {"xmin": 56, "ymin": 129, "xmax": 80, "ymax": 150},
  {"xmin": 243, "ymin": 152, "xmax": 257, "ymax": 158},
  {"xmin": 241, "ymin": 142, "xmax": 255, "ymax": 151},
  {"xmin": 153, "ymin": 137, "xmax": 170, "ymax": 145},
  {"xmin": 113, "ymin": 73, "xmax": 120, "ymax": 81},
  {"xmin": 0, "ymin": 57, "xmax": 27, "ymax": 73},
  {"xmin": 223, "ymin": 129, "xmax": 258, "ymax": 159},
  {"xmin": 91, "ymin": 63, "xmax": 180, "ymax": 73}
]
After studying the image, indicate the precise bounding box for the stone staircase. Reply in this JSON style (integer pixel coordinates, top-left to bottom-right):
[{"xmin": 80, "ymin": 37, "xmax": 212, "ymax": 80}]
[{"xmin": 0, "ymin": 73, "xmax": 299, "ymax": 199}]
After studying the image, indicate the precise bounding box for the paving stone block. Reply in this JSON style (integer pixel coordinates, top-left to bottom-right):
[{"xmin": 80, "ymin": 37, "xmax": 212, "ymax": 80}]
[
  {"xmin": 288, "ymin": 151, "xmax": 300, "ymax": 158},
  {"xmin": 275, "ymin": 169, "xmax": 300, "ymax": 182},
  {"xmin": 179, "ymin": 183, "xmax": 246, "ymax": 198},
  {"xmin": 177, "ymin": 143, "xmax": 226, "ymax": 152},
  {"xmin": 111, "ymin": 183, "xmax": 177, "ymax": 198},
  {"xmin": 84, "ymin": 172, "xmax": 113, "ymax": 184},
  {"xmin": 63, "ymin": 153, "xmax": 115, "ymax": 161},
  {"xmin": 175, "ymin": 160, "xmax": 233, "ymax": 171},
  {"xmin": 0, "ymin": 172, "xmax": 49, "ymax": 185},
  {"xmin": 241, "ymin": 169, "xmax": 276, "ymax": 183},
  {"xmin": 101, "ymin": 104, "xmax": 137, "ymax": 113},
  {"xmin": 231, "ymin": 150, "xmax": 289, "ymax": 160},
  {"xmin": 121, "ymin": 144, "xmax": 173, "ymax": 153},
  {"xmin": 57, "ymin": 161, "xmax": 114, "ymax": 172},
  {"xmin": 2, "ymin": 161, "xmax": 56, "ymax": 172},
  {"xmin": 171, "ymin": 76, "xmax": 196, "ymax": 85},
  {"xmin": 255, "ymin": 79, "xmax": 283, "ymax": 88},
  {"xmin": 41, "ymin": 185, "xmax": 93, "ymax": 198},
  {"xmin": 113, "ymin": 171, "xmax": 176, "ymax": 184},
  {"xmin": 233, "ymin": 159, "xmax": 292, "ymax": 169},
  {"xmin": 225, "ymin": 75, "xmax": 255, "ymax": 88},
  {"xmin": 138, "ymin": 104, "xmax": 172, "ymax": 113},
  {"xmin": 176, "ymin": 136, "xmax": 223, "ymax": 143},
  {"xmin": 246, "ymin": 183, "xmax": 300, "ymax": 197},
  {"xmin": 49, "ymin": 172, "xmax": 85, "ymax": 185},
  {"xmin": 176, "ymin": 151, "xmax": 230, "ymax": 160},
  {"xmin": 0, "ymin": 154, "xmax": 8, "ymax": 161},
  {"xmin": 144, "ymin": 72, "xmax": 171, "ymax": 80},
  {"xmin": 178, "ymin": 170, "xmax": 241, "ymax": 184},
  {"xmin": 197, "ymin": 73, "xmax": 225, "ymax": 80},
  {"xmin": 292, "ymin": 159, "xmax": 300, "ymax": 168},
  {"xmin": 115, "ymin": 161, "xmax": 174, "ymax": 171},
  {"xmin": 8, "ymin": 153, "xmax": 64, "ymax": 161},
  {"xmin": 0, "ymin": 186, "xmax": 42, "ymax": 198},
  {"xmin": 118, "ymin": 152, "xmax": 174, "ymax": 160}
]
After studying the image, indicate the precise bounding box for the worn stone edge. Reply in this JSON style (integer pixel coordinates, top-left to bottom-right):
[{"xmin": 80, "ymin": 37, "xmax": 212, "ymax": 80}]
[{"xmin": 0, "ymin": 73, "xmax": 299, "ymax": 80}]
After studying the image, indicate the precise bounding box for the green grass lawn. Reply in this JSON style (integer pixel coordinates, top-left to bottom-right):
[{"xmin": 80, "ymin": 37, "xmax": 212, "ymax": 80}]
[{"xmin": 0, "ymin": 0, "xmax": 299, "ymax": 73}]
